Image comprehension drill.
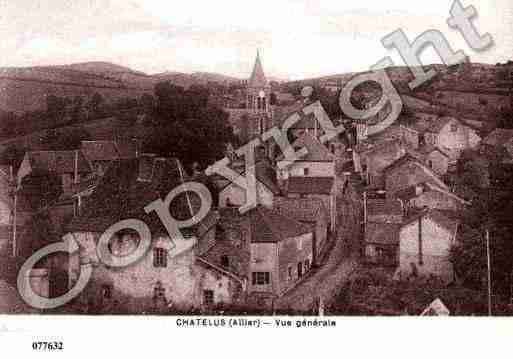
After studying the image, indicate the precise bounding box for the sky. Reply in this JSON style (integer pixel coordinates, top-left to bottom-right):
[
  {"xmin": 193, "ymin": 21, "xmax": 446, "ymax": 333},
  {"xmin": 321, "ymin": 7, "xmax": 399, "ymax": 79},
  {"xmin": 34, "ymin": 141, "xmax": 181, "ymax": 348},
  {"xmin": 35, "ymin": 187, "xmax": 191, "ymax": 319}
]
[{"xmin": 0, "ymin": 0, "xmax": 512, "ymax": 80}]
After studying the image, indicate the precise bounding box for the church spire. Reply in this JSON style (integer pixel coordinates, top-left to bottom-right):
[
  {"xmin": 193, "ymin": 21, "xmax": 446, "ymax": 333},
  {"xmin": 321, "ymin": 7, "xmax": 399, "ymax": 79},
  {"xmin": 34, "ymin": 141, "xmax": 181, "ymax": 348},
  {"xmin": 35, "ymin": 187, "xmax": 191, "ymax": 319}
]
[{"xmin": 248, "ymin": 49, "xmax": 268, "ymax": 88}]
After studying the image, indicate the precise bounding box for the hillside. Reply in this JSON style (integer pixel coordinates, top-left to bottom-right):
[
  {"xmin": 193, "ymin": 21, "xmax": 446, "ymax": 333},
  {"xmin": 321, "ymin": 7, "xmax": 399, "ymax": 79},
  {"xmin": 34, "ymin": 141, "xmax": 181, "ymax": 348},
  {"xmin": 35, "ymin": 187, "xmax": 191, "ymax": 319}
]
[
  {"xmin": 284, "ymin": 62, "xmax": 512, "ymax": 124},
  {"xmin": 0, "ymin": 62, "xmax": 243, "ymax": 113},
  {"xmin": 0, "ymin": 64, "xmax": 153, "ymax": 113}
]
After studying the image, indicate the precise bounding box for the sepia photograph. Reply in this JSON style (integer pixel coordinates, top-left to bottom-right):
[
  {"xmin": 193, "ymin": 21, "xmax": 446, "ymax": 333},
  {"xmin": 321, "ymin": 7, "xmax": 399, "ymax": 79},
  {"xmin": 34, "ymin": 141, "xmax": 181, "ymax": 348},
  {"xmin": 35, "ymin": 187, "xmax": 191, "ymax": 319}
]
[{"xmin": 0, "ymin": 0, "xmax": 512, "ymax": 356}]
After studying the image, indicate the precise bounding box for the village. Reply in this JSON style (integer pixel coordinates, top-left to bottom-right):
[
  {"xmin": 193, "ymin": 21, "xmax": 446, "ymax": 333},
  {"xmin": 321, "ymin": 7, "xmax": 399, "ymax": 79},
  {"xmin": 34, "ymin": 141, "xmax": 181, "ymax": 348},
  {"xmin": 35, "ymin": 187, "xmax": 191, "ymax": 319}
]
[{"xmin": 0, "ymin": 52, "xmax": 512, "ymax": 316}]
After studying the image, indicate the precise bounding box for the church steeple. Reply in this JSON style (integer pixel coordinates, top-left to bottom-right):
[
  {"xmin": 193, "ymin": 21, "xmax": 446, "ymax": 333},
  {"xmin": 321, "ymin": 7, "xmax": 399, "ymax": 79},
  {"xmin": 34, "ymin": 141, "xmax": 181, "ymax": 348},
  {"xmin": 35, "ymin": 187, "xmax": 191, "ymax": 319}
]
[
  {"xmin": 246, "ymin": 50, "xmax": 271, "ymax": 117},
  {"xmin": 248, "ymin": 50, "xmax": 268, "ymax": 88}
]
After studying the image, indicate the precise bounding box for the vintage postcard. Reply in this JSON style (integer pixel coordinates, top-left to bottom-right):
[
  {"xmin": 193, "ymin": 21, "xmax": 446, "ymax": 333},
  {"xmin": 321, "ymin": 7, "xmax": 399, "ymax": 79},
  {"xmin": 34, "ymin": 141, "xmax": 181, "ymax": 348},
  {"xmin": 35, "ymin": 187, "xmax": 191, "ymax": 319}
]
[{"xmin": 0, "ymin": 0, "xmax": 512, "ymax": 356}]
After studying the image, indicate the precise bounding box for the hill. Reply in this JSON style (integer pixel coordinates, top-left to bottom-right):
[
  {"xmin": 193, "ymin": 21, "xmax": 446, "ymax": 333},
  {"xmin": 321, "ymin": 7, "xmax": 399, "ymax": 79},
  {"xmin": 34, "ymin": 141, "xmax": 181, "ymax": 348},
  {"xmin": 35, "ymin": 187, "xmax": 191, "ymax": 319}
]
[
  {"xmin": 0, "ymin": 62, "xmax": 243, "ymax": 114},
  {"xmin": 283, "ymin": 62, "xmax": 512, "ymax": 124}
]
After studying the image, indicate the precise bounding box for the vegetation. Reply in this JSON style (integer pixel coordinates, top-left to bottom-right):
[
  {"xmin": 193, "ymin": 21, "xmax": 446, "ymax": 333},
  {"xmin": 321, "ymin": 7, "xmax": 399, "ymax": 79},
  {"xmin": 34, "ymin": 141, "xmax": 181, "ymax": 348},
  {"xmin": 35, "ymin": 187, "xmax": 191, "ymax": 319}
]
[{"xmin": 143, "ymin": 81, "xmax": 236, "ymax": 169}]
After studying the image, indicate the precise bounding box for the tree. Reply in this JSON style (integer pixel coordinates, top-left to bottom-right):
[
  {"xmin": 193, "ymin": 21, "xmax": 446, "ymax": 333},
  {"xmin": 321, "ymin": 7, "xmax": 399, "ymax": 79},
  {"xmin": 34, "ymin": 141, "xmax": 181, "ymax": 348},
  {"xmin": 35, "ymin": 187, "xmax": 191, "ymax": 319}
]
[
  {"xmin": 145, "ymin": 81, "xmax": 236, "ymax": 168},
  {"xmin": 71, "ymin": 96, "xmax": 85, "ymax": 122},
  {"xmin": 450, "ymin": 224, "xmax": 486, "ymax": 289},
  {"xmin": 115, "ymin": 97, "xmax": 139, "ymax": 110},
  {"xmin": 88, "ymin": 92, "xmax": 104, "ymax": 115},
  {"xmin": 46, "ymin": 95, "xmax": 69, "ymax": 117},
  {"xmin": 140, "ymin": 93, "xmax": 155, "ymax": 112}
]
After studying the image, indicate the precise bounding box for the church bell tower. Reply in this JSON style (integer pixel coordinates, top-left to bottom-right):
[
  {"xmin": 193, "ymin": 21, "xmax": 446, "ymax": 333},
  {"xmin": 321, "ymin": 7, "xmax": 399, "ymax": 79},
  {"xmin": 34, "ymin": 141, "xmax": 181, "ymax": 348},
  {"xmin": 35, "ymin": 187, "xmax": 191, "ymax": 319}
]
[{"xmin": 246, "ymin": 50, "xmax": 271, "ymax": 116}]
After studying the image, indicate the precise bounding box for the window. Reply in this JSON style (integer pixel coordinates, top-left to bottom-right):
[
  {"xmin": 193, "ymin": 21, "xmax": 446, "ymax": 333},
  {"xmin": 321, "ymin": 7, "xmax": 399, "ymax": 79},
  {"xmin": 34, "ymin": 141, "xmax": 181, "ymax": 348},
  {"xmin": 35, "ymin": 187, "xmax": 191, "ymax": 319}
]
[
  {"xmin": 287, "ymin": 266, "xmax": 293, "ymax": 281},
  {"xmin": 297, "ymin": 262, "xmax": 303, "ymax": 278},
  {"xmin": 252, "ymin": 272, "xmax": 270, "ymax": 285},
  {"xmin": 153, "ymin": 248, "xmax": 167, "ymax": 268},
  {"xmin": 153, "ymin": 281, "xmax": 165, "ymax": 300},
  {"xmin": 101, "ymin": 284, "xmax": 112, "ymax": 299},
  {"xmin": 221, "ymin": 255, "xmax": 229, "ymax": 268},
  {"xmin": 203, "ymin": 290, "xmax": 214, "ymax": 306},
  {"xmin": 450, "ymin": 124, "xmax": 458, "ymax": 132},
  {"xmin": 303, "ymin": 168, "xmax": 310, "ymax": 176},
  {"xmin": 419, "ymin": 134, "xmax": 426, "ymax": 146}
]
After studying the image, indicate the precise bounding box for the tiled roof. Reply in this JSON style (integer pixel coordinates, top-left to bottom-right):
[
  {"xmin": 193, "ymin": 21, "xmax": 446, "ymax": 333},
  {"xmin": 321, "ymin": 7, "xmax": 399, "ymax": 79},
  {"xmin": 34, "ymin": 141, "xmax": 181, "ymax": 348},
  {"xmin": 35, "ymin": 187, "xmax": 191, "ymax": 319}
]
[
  {"xmin": 355, "ymin": 137, "xmax": 403, "ymax": 155},
  {"xmin": 287, "ymin": 176, "xmax": 334, "ymax": 195},
  {"xmin": 367, "ymin": 198, "xmax": 403, "ymax": 217},
  {"xmin": 278, "ymin": 133, "xmax": 335, "ymax": 162},
  {"xmin": 482, "ymin": 128, "xmax": 513, "ymax": 147},
  {"xmin": 415, "ymin": 144, "xmax": 450, "ymax": 158},
  {"xmin": 407, "ymin": 116, "xmax": 455, "ymax": 134},
  {"xmin": 274, "ymin": 102, "xmax": 331, "ymax": 131},
  {"xmin": 247, "ymin": 206, "xmax": 312, "ymax": 243},
  {"xmin": 394, "ymin": 181, "xmax": 467, "ymax": 205},
  {"xmin": 383, "ymin": 154, "xmax": 448, "ymax": 191},
  {"xmin": 273, "ymin": 197, "xmax": 328, "ymax": 223},
  {"xmin": 452, "ymin": 185, "xmax": 478, "ymax": 201},
  {"xmin": 66, "ymin": 157, "xmax": 210, "ymax": 237},
  {"xmin": 402, "ymin": 208, "xmax": 459, "ymax": 234},
  {"xmin": 221, "ymin": 159, "xmax": 280, "ymax": 195},
  {"xmin": 26, "ymin": 150, "xmax": 92, "ymax": 174},
  {"xmin": 199, "ymin": 240, "xmax": 249, "ymax": 280},
  {"xmin": 115, "ymin": 139, "xmax": 139, "ymax": 159},
  {"xmin": 81, "ymin": 141, "xmax": 119, "ymax": 162},
  {"xmin": 422, "ymin": 182, "xmax": 468, "ymax": 204},
  {"xmin": 217, "ymin": 206, "xmax": 311, "ymax": 243},
  {"xmin": 365, "ymin": 222, "xmax": 400, "ymax": 245}
]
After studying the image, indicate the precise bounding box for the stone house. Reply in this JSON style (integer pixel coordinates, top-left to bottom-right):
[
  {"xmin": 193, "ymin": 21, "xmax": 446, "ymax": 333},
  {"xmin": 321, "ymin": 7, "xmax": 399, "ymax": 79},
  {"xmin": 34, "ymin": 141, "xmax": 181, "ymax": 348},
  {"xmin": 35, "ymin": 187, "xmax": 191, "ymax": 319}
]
[
  {"xmin": 400, "ymin": 117, "xmax": 481, "ymax": 162},
  {"xmin": 397, "ymin": 209, "xmax": 459, "ymax": 284},
  {"xmin": 406, "ymin": 145, "xmax": 451, "ymax": 176},
  {"xmin": 213, "ymin": 206, "xmax": 314, "ymax": 303},
  {"xmin": 395, "ymin": 182, "xmax": 469, "ymax": 214},
  {"xmin": 273, "ymin": 197, "xmax": 329, "ymax": 266},
  {"xmin": 365, "ymin": 223, "xmax": 401, "ymax": 267},
  {"xmin": 277, "ymin": 133, "xmax": 336, "ymax": 181},
  {"xmin": 354, "ymin": 138, "xmax": 406, "ymax": 189},
  {"xmin": 283, "ymin": 176, "xmax": 336, "ymax": 232},
  {"xmin": 383, "ymin": 154, "xmax": 449, "ymax": 197},
  {"xmin": 482, "ymin": 128, "xmax": 513, "ymax": 155},
  {"xmin": 218, "ymin": 160, "xmax": 280, "ymax": 209},
  {"xmin": 364, "ymin": 198, "xmax": 403, "ymax": 266},
  {"xmin": 60, "ymin": 157, "xmax": 243, "ymax": 313}
]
